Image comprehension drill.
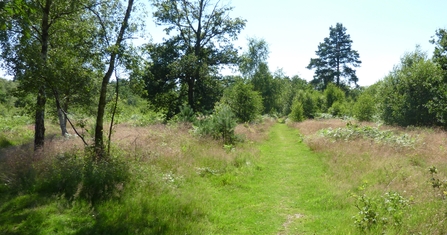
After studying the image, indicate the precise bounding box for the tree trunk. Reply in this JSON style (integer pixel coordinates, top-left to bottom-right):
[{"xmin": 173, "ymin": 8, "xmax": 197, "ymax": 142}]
[
  {"xmin": 63, "ymin": 97, "xmax": 69, "ymax": 129},
  {"xmin": 34, "ymin": 0, "xmax": 51, "ymax": 152},
  {"xmin": 94, "ymin": 0, "xmax": 134, "ymax": 160},
  {"xmin": 94, "ymin": 66, "xmax": 113, "ymax": 158},
  {"xmin": 34, "ymin": 86, "xmax": 46, "ymax": 151},
  {"xmin": 54, "ymin": 90, "xmax": 68, "ymax": 136},
  {"xmin": 187, "ymin": 78, "xmax": 195, "ymax": 111}
]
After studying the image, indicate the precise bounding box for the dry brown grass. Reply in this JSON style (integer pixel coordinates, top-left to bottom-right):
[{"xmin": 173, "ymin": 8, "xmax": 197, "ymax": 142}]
[
  {"xmin": 291, "ymin": 118, "xmax": 447, "ymax": 232},
  {"xmin": 289, "ymin": 118, "xmax": 349, "ymax": 136},
  {"xmin": 294, "ymin": 120, "xmax": 447, "ymax": 234},
  {"xmin": 0, "ymin": 119, "xmax": 274, "ymax": 198},
  {"xmin": 235, "ymin": 118, "xmax": 275, "ymax": 143},
  {"xmin": 111, "ymin": 119, "xmax": 275, "ymax": 175}
]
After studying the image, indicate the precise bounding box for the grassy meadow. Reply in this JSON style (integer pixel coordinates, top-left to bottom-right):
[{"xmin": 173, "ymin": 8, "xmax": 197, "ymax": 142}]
[{"xmin": 1, "ymin": 116, "xmax": 447, "ymax": 234}]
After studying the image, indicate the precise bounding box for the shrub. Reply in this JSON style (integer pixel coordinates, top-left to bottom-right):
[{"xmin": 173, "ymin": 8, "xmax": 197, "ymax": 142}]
[
  {"xmin": 353, "ymin": 191, "xmax": 410, "ymax": 231},
  {"xmin": 289, "ymin": 99, "xmax": 304, "ymax": 122},
  {"xmin": 1, "ymin": 148, "xmax": 129, "ymax": 203},
  {"xmin": 221, "ymin": 80, "xmax": 263, "ymax": 123},
  {"xmin": 353, "ymin": 92, "xmax": 376, "ymax": 122},
  {"xmin": 294, "ymin": 90, "xmax": 319, "ymax": 118},
  {"xmin": 35, "ymin": 151, "xmax": 84, "ymax": 199},
  {"xmin": 324, "ymin": 83, "xmax": 345, "ymax": 111},
  {"xmin": 328, "ymin": 100, "xmax": 347, "ymax": 117},
  {"xmin": 194, "ymin": 103, "xmax": 237, "ymax": 144},
  {"xmin": 379, "ymin": 47, "xmax": 444, "ymax": 127},
  {"xmin": 175, "ymin": 104, "xmax": 196, "ymax": 123}
]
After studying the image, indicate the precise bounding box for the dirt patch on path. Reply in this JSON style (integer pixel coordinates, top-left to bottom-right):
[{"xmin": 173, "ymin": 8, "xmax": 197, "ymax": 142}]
[{"xmin": 278, "ymin": 213, "xmax": 304, "ymax": 235}]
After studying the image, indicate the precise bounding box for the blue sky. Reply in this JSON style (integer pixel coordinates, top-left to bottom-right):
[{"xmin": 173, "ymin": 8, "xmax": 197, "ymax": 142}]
[
  {"xmin": 147, "ymin": 0, "xmax": 447, "ymax": 86},
  {"xmin": 220, "ymin": 0, "xmax": 447, "ymax": 86},
  {"xmin": 226, "ymin": 0, "xmax": 447, "ymax": 86},
  {"xmin": 3, "ymin": 0, "xmax": 446, "ymax": 87}
]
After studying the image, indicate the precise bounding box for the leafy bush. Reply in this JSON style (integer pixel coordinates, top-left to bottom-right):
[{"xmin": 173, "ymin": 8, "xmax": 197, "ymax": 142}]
[
  {"xmin": 0, "ymin": 115, "xmax": 33, "ymax": 147},
  {"xmin": 353, "ymin": 92, "xmax": 377, "ymax": 122},
  {"xmin": 175, "ymin": 104, "xmax": 196, "ymax": 123},
  {"xmin": 289, "ymin": 99, "xmax": 304, "ymax": 122},
  {"xmin": 378, "ymin": 47, "xmax": 444, "ymax": 127},
  {"xmin": 221, "ymin": 80, "xmax": 263, "ymax": 123},
  {"xmin": 194, "ymin": 103, "xmax": 237, "ymax": 144},
  {"xmin": 324, "ymin": 83, "xmax": 345, "ymax": 111},
  {"xmin": 35, "ymin": 152, "xmax": 84, "ymax": 199},
  {"xmin": 294, "ymin": 90, "xmax": 319, "ymax": 118},
  {"xmin": 428, "ymin": 166, "xmax": 447, "ymax": 199},
  {"xmin": 328, "ymin": 100, "xmax": 347, "ymax": 117},
  {"xmin": 353, "ymin": 191, "xmax": 410, "ymax": 231}
]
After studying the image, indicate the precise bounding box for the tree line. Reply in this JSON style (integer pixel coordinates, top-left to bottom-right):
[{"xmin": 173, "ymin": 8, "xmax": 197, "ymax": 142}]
[{"xmin": 1, "ymin": 0, "xmax": 447, "ymax": 158}]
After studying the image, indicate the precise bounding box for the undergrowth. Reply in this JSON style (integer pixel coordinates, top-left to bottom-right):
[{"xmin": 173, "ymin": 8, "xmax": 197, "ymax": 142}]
[
  {"xmin": 296, "ymin": 118, "xmax": 447, "ymax": 234},
  {"xmin": 319, "ymin": 122, "xmax": 417, "ymax": 147},
  {"xmin": 0, "ymin": 118, "xmax": 274, "ymax": 234},
  {"xmin": 0, "ymin": 115, "xmax": 33, "ymax": 147}
]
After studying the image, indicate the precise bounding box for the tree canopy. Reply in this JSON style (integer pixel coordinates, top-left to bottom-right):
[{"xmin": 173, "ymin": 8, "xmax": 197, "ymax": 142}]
[
  {"xmin": 151, "ymin": 0, "xmax": 246, "ymax": 112},
  {"xmin": 431, "ymin": 28, "xmax": 447, "ymax": 73},
  {"xmin": 307, "ymin": 23, "xmax": 361, "ymax": 90}
]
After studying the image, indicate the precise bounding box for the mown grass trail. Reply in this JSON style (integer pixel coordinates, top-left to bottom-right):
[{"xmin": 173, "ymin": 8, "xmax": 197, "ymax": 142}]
[{"xmin": 207, "ymin": 123, "xmax": 353, "ymax": 234}]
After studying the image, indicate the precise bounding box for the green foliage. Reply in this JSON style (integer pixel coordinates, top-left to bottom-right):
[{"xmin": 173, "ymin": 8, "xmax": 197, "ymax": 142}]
[
  {"xmin": 307, "ymin": 23, "xmax": 361, "ymax": 89},
  {"xmin": 277, "ymin": 75, "xmax": 310, "ymax": 116},
  {"xmin": 35, "ymin": 152, "xmax": 84, "ymax": 199},
  {"xmin": 353, "ymin": 92, "xmax": 377, "ymax": 122},
  {"xmin": 352, "ymin": 191, "xmax": 410, "ymax": 231},
  {"xmin": 320, "ymin": 122, "xmax": 417, "ymax": 148},
  {"xmin": 328, "ymin": 100, "xmax": 348, "ymax": 117},
  {"xmin": 379, "ymin": 47, "xmax": 444, "ymax": 127},
  {"xmin": 289, "ymin": 99, "xmax": 305, "ymax": 122},
  {"xmin": 239, "ymin": 37, "xmax": 270, "ymax": 78},
  {"xmin": 293, "ymin": 89, "xmax": 319, "ymax": 118},
  {"xmin": 430, "ymin": 28, "xmax": 447, "ymax": 72},
  {"xmin": 1, "ymin": 149, "xmax": 129, "ymax": 203},
  {"xmin": 251, "ymin": 63, "xmax": 280, "ymax": 114},
  {"xmin": 0, "ymin": 78, "xmax": 17, "ymax": 116},
  {"xmin": 0, "ymin": 115, "xmax": 33, "ymax": 147},
  {"xmin": 81, "ymin": 154, "xmax": 129, "ymax": 204},
  {"xmin": 151, "ymin": 0, "xmax": 246, "ymax": 110},
  {"xmin": 324, "ymin": 83, "xmax": 346, "ymax": 114},
  {"xmin": 175, "ymin": 104, "xmax": 196, "ymax": 123},
  {"xmin": 221, "ymin": 79, "xmax": 263, "ymax": 123},
  {"xmin": 428, "ymin": 166, "xmax": 447, "ymax": 199},
  {"xmin": 194, "ymin": 103, "xmax": 238, "ymax": 144},
  {"xmin": 127, "ymin": 111, "xmax": 165, "ymax": 126}
]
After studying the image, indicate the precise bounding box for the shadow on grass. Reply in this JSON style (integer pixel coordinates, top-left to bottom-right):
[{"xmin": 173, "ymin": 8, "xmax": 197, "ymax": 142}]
[{"xmin": 0, "ymin": 191, "xmax": 205, "ymax": 235}]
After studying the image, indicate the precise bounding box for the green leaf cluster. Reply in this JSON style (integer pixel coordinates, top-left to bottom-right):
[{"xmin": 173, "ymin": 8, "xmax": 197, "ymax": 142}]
[
  {"xmin": 194, "ymin": 103, "xmax": 237, "ymax": 144},
  {"xmin": 378, "ymin": 47, "xmax": 445, "ymax": 127},
  {"xmin": 221, "ymin": 79, "xmax": 263, "ymax": 123}
]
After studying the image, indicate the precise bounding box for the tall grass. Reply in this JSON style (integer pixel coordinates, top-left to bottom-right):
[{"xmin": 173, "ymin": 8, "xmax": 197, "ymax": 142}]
[
  {"xmin": 0, "ymin": 115, "xmax": 34, "ymax": 148},
  {"xmin": 0, "ymin": 117, "xmax": 275, "ymax": 234},
  {"xmin": 291, "ymin": 119, "xmax": 447, "ymax": 234}
]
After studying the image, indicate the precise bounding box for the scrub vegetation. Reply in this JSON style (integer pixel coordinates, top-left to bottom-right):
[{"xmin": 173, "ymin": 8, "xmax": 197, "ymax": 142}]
[{"xmin": 1, "ymin": 0, "xmax": 447, "ymax": 234}]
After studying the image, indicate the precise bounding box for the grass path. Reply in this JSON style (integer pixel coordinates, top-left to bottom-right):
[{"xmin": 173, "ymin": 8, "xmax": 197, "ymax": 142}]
[{"xmin": 207, "ymin": 123, "xmax": 352, "ymax": 234}]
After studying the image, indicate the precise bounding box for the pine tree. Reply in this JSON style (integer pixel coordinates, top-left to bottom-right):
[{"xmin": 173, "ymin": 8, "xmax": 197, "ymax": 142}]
[{"xmin": 307, "ymin": 23, "xmax": 361, "ymax": 90}]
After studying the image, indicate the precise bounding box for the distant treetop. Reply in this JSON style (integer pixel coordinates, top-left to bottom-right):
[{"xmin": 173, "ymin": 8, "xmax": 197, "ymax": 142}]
[{"xmin": 307, "ymin": 23, "xmax": 361, "ymax": 90}]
